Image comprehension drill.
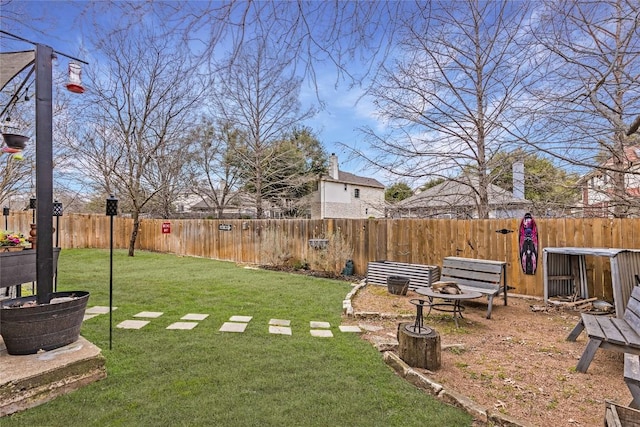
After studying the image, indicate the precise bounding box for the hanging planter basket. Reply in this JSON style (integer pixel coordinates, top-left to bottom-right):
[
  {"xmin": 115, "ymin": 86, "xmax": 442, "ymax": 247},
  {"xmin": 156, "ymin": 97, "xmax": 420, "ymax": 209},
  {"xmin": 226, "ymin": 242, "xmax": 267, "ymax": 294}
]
[{"xmin": 1, "ymin": 133, "xmax": 28, "ymax": 149}]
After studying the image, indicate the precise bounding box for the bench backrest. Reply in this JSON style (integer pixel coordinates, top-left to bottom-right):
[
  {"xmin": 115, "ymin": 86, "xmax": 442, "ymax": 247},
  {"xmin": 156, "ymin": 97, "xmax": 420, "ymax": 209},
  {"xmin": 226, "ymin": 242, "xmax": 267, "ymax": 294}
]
[
  {"xmin": 440, "ymin": 257, "xmax": 505, "ymax": 292},
  {"xmin": 624, "ymin": 286, "xmax": 640, "ymax": 333}
]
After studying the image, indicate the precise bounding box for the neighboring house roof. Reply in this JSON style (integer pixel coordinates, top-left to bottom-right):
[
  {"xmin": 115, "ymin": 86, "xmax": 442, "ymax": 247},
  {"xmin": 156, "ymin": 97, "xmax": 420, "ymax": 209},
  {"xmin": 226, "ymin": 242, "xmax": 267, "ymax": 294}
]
[
  {"xmin": 396, "ymin": 178, "xmax": 530, "ymax": 210},
  {"xmin": 189, "ymin": 191, "xmax": 251, "ymax": 210},
  {"xmin": 603, "ymin": 145, "xmax": 640, "ymax": 167},
  {"xmin": 321, "ymin": 170, "xmax": 385, "ymax": 188},
  {"xmin": 579, "ymin": 145, "xmax": 640, "ymax": 184}
]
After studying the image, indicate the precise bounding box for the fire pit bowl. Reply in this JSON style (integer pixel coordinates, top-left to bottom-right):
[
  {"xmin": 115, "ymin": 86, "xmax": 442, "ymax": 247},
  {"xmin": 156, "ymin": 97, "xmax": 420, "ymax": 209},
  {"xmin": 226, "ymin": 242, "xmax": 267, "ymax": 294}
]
[{"xmin": 0, "ymin": 291, "xmax": 89, "ymax": 355}]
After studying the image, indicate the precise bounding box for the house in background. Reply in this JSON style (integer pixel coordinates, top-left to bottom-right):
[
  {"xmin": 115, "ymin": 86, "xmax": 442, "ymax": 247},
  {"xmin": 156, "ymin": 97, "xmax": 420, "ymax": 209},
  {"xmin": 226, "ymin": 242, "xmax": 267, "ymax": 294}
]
[
  {"xmin": 310, "ymin": 154, "xmax": 385, "ymax": 219},
  {"xmin": 389, "ymin": 163, "xmax": 531, "ymax": 219},
  {"xmin": 577, "ymin": 145, "xmax": 640, "ymax": 217},
  {"xmin": 389, "ymin": 178, "xmax": 531, "ymax": 219},
  {"xmin": 173, "ymin": 191, "xmax": 282, "ymax": 219}
]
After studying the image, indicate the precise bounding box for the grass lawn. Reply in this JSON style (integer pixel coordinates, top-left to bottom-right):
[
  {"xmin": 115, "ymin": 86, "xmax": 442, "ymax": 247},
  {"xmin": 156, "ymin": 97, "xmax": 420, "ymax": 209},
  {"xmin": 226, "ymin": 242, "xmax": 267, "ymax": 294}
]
[{"xmin": 3, "ymin": 249, "xmax": 471, "ymax": 426}]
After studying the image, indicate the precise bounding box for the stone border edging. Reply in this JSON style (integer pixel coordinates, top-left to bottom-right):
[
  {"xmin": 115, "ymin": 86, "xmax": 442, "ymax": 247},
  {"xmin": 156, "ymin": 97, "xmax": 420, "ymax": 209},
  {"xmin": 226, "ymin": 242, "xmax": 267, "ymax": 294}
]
[{"xmin": 343, "ymin": 282, "xmax": 534, "ymax": 427}]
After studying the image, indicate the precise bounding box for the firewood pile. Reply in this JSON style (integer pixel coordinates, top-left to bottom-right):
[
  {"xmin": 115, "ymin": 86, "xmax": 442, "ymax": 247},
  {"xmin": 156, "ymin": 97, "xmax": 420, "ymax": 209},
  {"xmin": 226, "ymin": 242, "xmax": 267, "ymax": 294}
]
[{"xmin": 530, "ymin": 296, "xmax": 614, "ymax": 314}]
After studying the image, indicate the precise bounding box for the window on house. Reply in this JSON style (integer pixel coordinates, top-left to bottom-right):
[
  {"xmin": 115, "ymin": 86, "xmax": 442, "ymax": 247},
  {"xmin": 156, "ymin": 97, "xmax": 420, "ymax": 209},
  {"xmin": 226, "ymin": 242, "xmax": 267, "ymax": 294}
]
[
  {"xmin": 354, "ymin": 189, "xmax": 360, "ymax": 198},
  {"xmin": 344, "ymin": 184, "xmax": 347, "ymax": 191}
]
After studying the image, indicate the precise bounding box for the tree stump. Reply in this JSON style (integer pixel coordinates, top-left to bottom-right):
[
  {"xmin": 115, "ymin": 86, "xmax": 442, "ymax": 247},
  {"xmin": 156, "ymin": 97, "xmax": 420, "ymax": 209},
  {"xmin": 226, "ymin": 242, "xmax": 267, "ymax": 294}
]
[{"xmin": 397, "ymin": 322, "xmax": 441, "ymax": 370}]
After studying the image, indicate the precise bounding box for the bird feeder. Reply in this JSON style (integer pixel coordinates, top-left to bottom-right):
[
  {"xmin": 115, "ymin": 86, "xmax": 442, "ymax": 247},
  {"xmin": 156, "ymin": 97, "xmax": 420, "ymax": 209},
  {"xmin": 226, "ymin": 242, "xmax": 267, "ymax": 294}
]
[{"xmin": 65, "ymin": 62, "xmax": 85, "ymax": 94}]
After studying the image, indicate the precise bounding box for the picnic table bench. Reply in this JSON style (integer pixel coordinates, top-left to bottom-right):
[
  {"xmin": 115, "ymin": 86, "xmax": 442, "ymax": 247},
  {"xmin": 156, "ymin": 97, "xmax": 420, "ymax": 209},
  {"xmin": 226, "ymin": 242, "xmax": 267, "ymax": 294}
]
[
  {"xmin": 433, "ymin": 257, "xmax": 508, "ymax": 319},
  {"xmin": 625, "ymin": 353, "xmax": 640, "ymax": 410},
  {"xmin": 567, "ymin": 285, "xmax": 640, "ymax": 373}
]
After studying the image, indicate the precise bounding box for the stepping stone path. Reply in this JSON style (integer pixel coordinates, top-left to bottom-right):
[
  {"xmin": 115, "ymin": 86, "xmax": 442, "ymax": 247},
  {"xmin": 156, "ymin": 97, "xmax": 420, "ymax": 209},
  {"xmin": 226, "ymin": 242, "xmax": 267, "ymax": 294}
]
[
  {"xmin": 219, "ymin": 315, "xmax": 252, "ymax": 333},
  {"xmin": 310, "ymin": 321, "xmax": 333, "ymax": 338},
  {"xmin": 269, "ymin": 319, "xmax": 292, "ymax": 336},
  {"xmin": 83, "ymin": 306, "xmax": 363, "ymax": 337},
  {"xmin": 117, "ymin": 320, "xmax": 149, "ymax": 330},
  {"xmin": 84, "ymin": 306, "xmax": 117, "ymax": 321},
  {"xmin": 134, "ymin": 311, "xmax": 163, "ymax": 318}
]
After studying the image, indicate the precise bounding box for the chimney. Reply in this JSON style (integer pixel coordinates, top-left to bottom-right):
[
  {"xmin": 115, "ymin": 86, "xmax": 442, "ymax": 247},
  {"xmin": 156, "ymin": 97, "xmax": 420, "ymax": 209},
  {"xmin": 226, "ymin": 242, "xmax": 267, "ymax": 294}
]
[
  {"xmin": 513, "ymin": 161, "xmax": 525, "ymax": 200},
  {"xmin": 329, "ymin": 153, "xmax": 339, "ymax": 179}
]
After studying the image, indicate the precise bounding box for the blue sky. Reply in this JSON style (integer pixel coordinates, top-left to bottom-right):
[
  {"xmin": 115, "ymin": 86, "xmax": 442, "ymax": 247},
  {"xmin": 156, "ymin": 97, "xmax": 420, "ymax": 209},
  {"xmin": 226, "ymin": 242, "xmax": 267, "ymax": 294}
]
[{"xmin": 1, "ymin": 1, "xmax": 383, "ymax": 181}]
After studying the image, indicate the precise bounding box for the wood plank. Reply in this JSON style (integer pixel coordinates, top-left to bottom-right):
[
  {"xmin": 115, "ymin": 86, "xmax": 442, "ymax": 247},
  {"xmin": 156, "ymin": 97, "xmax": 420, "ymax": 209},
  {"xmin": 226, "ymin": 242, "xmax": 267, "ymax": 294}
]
[
  {"xmin": 610, "ymin": 318, "xmax": 640, "ymax": 347},
  {"xmin": 605, "ymin": 404, "xmax": 622, "ymax": 427},
  {"xmin": 442, "ymin": 257, "xmax": 505, "ymax": 275},
  {"xmin": 625, "ymin": 353, "xmax": 640, "ymax": 381},
  {"xmin": 582, "ymin": 314, "xmax": 605, "ymax": 339},
  {"xmin": 596, "ymin": 317, "xmax": 628, "ymax": 345},
  {"xmin": 441, "ymin": 268, "xmax": 502, "ymax": 284},
  {"xmin": 440, "ymin": 277, "xmax": 500, "ymax": 292},
  {"xmin": 457, "ymin": 285, "xmax": 497, "ymax": 296},
  {"xmin": 576, "ymin": 338, "xmax": 602, "ymax": 373}
]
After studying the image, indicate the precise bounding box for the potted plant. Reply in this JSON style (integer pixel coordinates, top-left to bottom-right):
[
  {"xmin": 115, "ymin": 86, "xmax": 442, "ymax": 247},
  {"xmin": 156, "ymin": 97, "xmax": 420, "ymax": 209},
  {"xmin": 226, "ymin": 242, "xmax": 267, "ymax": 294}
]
[{"xmin": 0, "ymin": 229, "xmax": 28, "ymax": 252}]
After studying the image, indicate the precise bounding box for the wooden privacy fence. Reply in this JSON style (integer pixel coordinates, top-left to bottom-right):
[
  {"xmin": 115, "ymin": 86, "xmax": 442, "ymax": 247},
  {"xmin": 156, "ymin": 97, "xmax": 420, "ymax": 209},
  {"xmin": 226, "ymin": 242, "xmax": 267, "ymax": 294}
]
[{"xmin": 6, "ymin": 212, "xmax": 640, "ymax": 300}]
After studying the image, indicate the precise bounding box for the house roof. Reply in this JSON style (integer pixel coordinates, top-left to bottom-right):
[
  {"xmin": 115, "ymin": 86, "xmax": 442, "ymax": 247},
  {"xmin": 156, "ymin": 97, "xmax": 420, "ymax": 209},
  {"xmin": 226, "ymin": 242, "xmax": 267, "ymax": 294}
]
[
  {"xmin": 579, "ymin": 145, "xmax": 640, "ymax": 183},
  {"xmin": 321, "ymin": 171, "xmax": 385, "ymax": 189},
  {"xmin": 396, "ymin": 178, "xmax": 531, "ymax": 210},
  {"xmin": 603, "ymin": 145, "xmax": 640, "ymax": 167}
]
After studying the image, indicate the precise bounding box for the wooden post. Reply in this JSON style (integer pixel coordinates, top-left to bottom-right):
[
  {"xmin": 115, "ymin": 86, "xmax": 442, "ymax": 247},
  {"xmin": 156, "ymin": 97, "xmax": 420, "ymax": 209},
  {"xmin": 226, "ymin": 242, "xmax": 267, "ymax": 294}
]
[{"xmin": 397, "ymin": 322, "xmax": 441, "ymax": 370}]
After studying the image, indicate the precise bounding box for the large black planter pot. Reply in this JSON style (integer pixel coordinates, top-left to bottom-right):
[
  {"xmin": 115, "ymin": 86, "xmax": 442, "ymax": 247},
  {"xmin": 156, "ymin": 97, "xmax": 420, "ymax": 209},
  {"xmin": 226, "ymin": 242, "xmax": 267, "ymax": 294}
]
[
  {"xmin": 387, "ymin": 275, "xmax": 410, "ymax": 295},
  {"xmin": 0, "ymin": 291, "xmax": 89, "ymax": 356}
]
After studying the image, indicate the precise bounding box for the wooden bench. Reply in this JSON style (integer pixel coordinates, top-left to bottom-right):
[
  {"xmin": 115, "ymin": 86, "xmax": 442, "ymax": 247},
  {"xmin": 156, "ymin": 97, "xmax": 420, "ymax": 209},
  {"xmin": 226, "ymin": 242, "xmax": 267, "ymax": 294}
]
[
  {"xmin": 566, "ymin": 286, "xmax": 640, "ymax": 373},
  {"xmin": 433, "ymin": 257, "xmax": 508, "ymax": 319}
]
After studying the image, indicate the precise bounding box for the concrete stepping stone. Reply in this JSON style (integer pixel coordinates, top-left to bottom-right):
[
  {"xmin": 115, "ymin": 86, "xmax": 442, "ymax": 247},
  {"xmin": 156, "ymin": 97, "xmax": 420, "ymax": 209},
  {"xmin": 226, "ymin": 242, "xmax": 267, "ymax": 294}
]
[
  {"xmin": 85, "ymin": 306, "xmax": 117, "ymax": 314},
  {"xmin": 116, "ymin": 320, "xmax": 149, "ymax": 329},
  {"xmin": 167, "ymin": 322, "xmax": 198, "ymax": 330},
  {"xmin": 269, "ymin": 319, "xmax": 290, "ymax": 327},
  {"xmin": 181, "ymin": 313, "xmax": 209, "ymax": 321},
  {"xmin": 220, "ymin": 322, "xmax": 248, "ymax": 333},
  {"xmin": 310, "ymin": 330, "xmax": 333, "ymax": 338},
  {"xmin": 310, "ymin": 321, "xmax": 330, "ymax": 329},
  {"xmin": 359, "ymin": 324, "xmax": 384, "ymax": 332},
  {"xmin": 83, "ymin": 314, "xmax": 100, "ymax": 321},
  {"xmin": 134, "ymin": 311, "xmax": 164, "ymax": 318},
  {"xmin": 229, "ymin": 315, "xmax": 252, "ymax": 323},
  {"xmin": 339, "ymin": 325, "xmax": 362, "ymax": 333},
  {"xmin": 269, "ymin": 326, "xmax": 292, "ymax": 336}
]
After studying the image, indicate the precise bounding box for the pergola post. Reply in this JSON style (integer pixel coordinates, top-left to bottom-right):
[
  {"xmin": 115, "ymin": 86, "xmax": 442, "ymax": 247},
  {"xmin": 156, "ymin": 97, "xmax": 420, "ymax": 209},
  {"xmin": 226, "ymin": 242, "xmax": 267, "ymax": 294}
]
[{"xmin": 35, "ymin": 43, "xmax": 54, "ymax": 305}]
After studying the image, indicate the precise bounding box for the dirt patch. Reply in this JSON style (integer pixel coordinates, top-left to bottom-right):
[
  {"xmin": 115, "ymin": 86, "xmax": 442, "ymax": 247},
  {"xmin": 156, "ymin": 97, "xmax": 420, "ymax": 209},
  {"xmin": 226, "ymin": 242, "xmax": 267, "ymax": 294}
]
[{"xmin": 347, "ymin": 284, "xmax": 630, "ymax": 426}]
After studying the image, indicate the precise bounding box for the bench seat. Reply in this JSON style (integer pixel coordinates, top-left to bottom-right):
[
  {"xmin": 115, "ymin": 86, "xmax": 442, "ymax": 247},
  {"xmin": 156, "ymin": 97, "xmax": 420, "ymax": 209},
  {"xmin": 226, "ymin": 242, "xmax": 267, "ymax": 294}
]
[
  {"xmin": 625, "ymin": 353, "xmax": 640, "ymax": 410},
  {"xmin": 567, "ymin": 286, "xmax": 640, "ymax": 373},
  {"xmin": 435, "ymin": 257, "xmax": 508, "ymax": 319}
]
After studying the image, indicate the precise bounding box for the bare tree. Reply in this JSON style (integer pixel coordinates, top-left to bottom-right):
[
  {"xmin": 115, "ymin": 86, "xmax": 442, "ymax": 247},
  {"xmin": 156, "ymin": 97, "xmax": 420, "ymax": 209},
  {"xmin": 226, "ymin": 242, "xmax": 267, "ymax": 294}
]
[
  {"xmin": 354, "ymin": 0, "xmax": 534, "ymax": 218},
  {"xmin": 528, "ymin": 0, "xmax": 640, "ymax": 218},
  {"xmin": 212, "ymin": 35, "xmax": 316, "ymax": 218},
  {"xmin": 0, "ymin": 93, "xmax": 34, "ymax": 209},
  {"xmin": 71, "ymin": 18, "xmax": 206, "ymax": 255},
  {"xmin": 187, "ymin": 119, "xmax": 244, "ymax": 219}
]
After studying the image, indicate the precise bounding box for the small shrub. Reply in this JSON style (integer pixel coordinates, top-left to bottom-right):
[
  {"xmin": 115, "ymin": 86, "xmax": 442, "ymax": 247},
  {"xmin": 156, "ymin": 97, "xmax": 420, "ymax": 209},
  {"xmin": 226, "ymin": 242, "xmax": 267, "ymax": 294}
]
[
  {"xmin": 259, "ymin": 228, "xmax": 292, "ymax": 267},
  {"xmin": 307, "ymin": 229, "xmax": 354, "ymax": 274}
]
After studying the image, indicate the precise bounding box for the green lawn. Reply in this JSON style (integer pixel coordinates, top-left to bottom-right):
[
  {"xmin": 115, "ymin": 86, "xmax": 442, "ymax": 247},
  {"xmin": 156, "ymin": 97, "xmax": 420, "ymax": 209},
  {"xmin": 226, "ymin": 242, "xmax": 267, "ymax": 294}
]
[{"xmin": 3, "ymin": 249, "xmax": 471, "ymax": 427}]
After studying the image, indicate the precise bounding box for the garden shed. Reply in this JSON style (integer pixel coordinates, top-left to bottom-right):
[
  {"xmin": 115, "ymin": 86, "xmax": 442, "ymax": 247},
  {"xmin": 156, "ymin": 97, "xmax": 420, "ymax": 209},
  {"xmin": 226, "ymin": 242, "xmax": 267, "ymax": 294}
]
[{"xmin": 543, "ymin": 247, "xmax": 640, "ymax": 318}]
